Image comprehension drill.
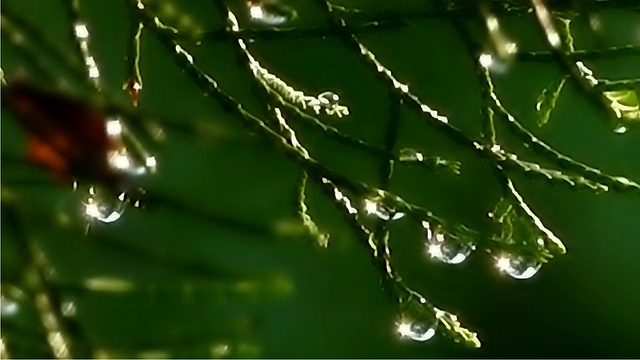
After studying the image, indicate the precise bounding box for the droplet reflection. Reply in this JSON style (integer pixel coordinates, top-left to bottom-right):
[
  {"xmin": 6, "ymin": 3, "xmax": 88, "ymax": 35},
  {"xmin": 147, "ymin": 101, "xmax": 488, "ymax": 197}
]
[
  {"xmin": 424, "ymin": 222, "xmax": 473, "ymax": 264},
  {"xmin": 397, "ymin": 320, "xmax": 436, "ymax": 342},
  {"xmin": 318, "ymin": 91, "xmax": 340, "ymax": 108},
  {"xmin": 496, "ymin": 256, "xmax": 541, "ymax": 279},
  {"xmin": 84, "ymin": 195, "xmax": 126, "ymax": 223},
  {"xmin": 614, "ymin": 125, "xmax": 627, "ymax": 134},
  {"xmin": 363, "ymin": 199, "xmax": 404, "ymax": 221},
  {"xmin": 248, "ymin": 0, "xmax": 297, "ymax": 26}
]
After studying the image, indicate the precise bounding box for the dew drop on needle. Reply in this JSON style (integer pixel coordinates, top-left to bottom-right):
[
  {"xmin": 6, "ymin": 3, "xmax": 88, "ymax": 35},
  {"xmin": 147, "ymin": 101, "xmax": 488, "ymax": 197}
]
[
  {"xmin": 424, "ymin": 222, "xmax": 473, "ymax": 265},
  {"xmin": 247, "ymin": 0, "xmax": 297, "ymax": 26}
]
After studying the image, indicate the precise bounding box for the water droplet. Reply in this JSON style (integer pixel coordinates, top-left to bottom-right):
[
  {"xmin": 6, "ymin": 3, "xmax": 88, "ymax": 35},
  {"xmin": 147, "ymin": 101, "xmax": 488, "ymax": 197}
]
[
  {"xmin": 614, "ymin": 125, "xmax": 627, "ymax": 134},
  {"xmin": 1, "ymin": 296, "xmax": 19, "ymax": 317},
  {"xmin": 424, "ymin": 223, "xmax": 473, "ymax": 264},
  {"xmin": 107, "ymin": 149, "xmax": 156, "ymax": 177},
  {"xmin": 84, "ymin": 195, "xmax": 126, "ymax": 223},
  {"xmin": 145, "ymin": 156, "xmax": 157, "ymax": 169},
  {"xmin": 318, "ymin": 91, "xmax": 340, "ymax": 108},
  {"xmin": 60, "ymin": 301, "xmax": 76, "ymax": 317},
  {"xmin": 248, "ymin": 0, "xmax": 296, "ymax": 26},
  {"xmin": 490, "ymin": 144, "xmax": 503, "ymax": 153},
  {"xmin": 397, "ymin": 320, "xmax": 436, "ymax": 342},
  {"xmin": 363, "ymin": 199, "xmax": 402, "ymax": 221},
  {"xmin": 74, "ymin": 24, "xmax": 89, "ymax": 39},
  {"xmin": 496, "ymin": 255, "xmax": 541, "ymax": 279},
  {"xmin": 106, "ymin": 119, "xmax": 123, "ymax": 136},
  {"xmin": 364, "ymin": 199, "xmax": 389, "ymax": 220},
  {"xmin": 479, "ymin": 53, "xmax": 494, "ymax": 68}
]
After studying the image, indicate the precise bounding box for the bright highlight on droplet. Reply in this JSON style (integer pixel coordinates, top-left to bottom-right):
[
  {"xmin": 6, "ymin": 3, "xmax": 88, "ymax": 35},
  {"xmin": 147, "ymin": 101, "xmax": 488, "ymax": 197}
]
[
  {"xmin": 113, "ymin": 155, "xmax": 131, "ymax": 169},
  {"xmin": 363, "ymin": 199, "xmax": 404, "ymax": 221},
  {"xmin": 496, "ymin": 255, "xmax": 541, "ymax": 280},
  {"xmin": 88, "ymin": 67, "xmax": 100, "ymax": 79},
  {"xmin": 614, "ymin": 126, "xmax": 627, "ymax": 134},
  {"xmin": 505, "ymin": 42, "xmax": 518, "ymax": 54},
  {"xmin": 145, "ymin": 156, "xmax": 157, "ymax": 168},
  {"xmin": 364, "ymin": 199, "xmax": 379, "ymax": 215},
  {"xmin": 85, "ymin": 203, "xmax": 121, "ymax": 223},
  {"xmin": 479, "ymin": 53, "xmax": 494, "ymax": 68},
  {"xmin": 247, "ymin": 1, "xmax": 296, "ymax": 26},
  {"xmin": 84, "ymin": 198, "xmax": 124, "ymax": 223},
  {"xmin": 249, "ymin": 5, "xmax": 264, "ymax": 19},
  {"xmin": 490, "ymin": 144, "xmax": 502, "ymax": 153},
  {"xmin": 546, "ymin": 32, "xmax": 561, "ymax": 48},
  {"xmin": 106, "ymin": 120, "xmax": 122, "ymax": 135},
  {"xmin": 424, "ymin": 222, "xmax": 473, "ymax": 265},
  {"xmin": 497, "ymin": 257, "xmax": 511, "ymax": 271},
  {"xmin": 397, "ymin": 321, "xmax": 436, "ymax": 342},
  {"xmin": 487, "ymin": 16, "xmax": 499, "ymax": 31},
  {"xmin": 74, "ymin": 24, "xmax": 89, "ymax": 39},
  {"xmin": 318, "ymin": 91, "xmax": 340, "ymax": 106}
]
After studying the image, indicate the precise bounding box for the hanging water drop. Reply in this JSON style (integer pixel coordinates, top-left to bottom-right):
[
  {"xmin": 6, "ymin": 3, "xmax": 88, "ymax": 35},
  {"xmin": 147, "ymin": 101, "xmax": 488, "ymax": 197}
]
[
  {"xmin": 318, "ymin": 91, "xmax": 340, "ymax": 108},
  {"xmin": 84, "ymin": 194, "xmax": 126, "ymax": 223},
  {"xmin": 496, "ymin": 255, "xmax": 541, "ymax": 279},
  {"xmin": 424, "ymin": 223, "xmax": 473, "ymax": 265},
  {"xmin": 106, "ymin": 119, "xmax": 123, "ymax": 136},
  {"xmin": 247, "ymin": 0, "xmax": 297, "ymax": 26},
  {"xmin": 364, "ymin": 199, "xmax": 389, "ymax": 220},
  {"xmin": 363, "ymin": 199, "xmax": 403, "ymax": 221},
  {"xmin": 397, "ymin": 319, "xmax": 436, "ymax": 342}
]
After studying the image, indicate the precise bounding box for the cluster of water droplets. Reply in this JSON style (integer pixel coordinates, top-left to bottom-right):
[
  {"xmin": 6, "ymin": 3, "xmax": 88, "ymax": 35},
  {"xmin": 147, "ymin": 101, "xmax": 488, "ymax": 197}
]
[
  {"xmin": 70, "ymin": 13, "xmax": 157, "ymax": 224},
  {"xmin": 81, "ymin": 118, "xmax": 156, "ymax": 224},
  {"xmin": 73, "ymin": 22, "xmax": 100, "ymax": 87},
  {"xmin": 105, "ymin": 119, "xmax": 157, "ymax": 176},
  {"xmin": 484, "ymin": 12, "xmax": 518, "ymax": 62}
]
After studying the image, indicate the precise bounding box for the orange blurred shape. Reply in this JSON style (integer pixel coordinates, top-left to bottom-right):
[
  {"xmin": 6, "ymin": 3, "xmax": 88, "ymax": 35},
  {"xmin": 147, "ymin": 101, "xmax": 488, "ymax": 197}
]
[{"xmin": 2, "ymin": 82, "xmax": 119, "ymax": 186}]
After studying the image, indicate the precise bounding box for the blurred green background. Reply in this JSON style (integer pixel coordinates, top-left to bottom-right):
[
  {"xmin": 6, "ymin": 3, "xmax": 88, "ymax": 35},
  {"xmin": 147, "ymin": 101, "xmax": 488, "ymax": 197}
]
[{"xmin": 2, "ymin": 0, "xmax": 640, "ymax": 358}]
